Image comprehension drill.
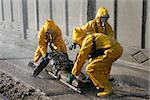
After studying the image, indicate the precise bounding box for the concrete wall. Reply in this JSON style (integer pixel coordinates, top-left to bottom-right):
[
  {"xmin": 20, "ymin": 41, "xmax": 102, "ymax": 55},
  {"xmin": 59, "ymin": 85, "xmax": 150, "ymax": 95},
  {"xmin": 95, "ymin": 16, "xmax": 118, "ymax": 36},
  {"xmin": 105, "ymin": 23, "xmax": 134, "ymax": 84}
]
[
  {"xmin": 3, "ymin": 0, "xmax": 11, "ymax": 21},
  {"xmin": 117, "ymin": 0, "xmax": 142, "ymax": 48},
  {"xmin": 27, "ymin": 0, "xmax": 38, "ymax": 38},
  {"xmin": 68, "ymin": 0, "xmax": 86, "ymax": 36},
  {"xmin": 38, "ymin": 0, "xmax": 51, "ymax": 29},
  {"xmin": 146, "ymin": 0, "xmax": 150, "ymax": 50},
  {"xmin": 0, "ymin": 0, "xmax": 22, "ymax": 39},
  {"xmin": 0, "ymin": 0, "xmax": 149, "ymax": 54},
  {"xmin": 52, "ymin": 0, "xmax": 66, "ymax": 36},
  {"xmin": 12, "ymin": 0, "xmax": 21, "ymax": 23}
]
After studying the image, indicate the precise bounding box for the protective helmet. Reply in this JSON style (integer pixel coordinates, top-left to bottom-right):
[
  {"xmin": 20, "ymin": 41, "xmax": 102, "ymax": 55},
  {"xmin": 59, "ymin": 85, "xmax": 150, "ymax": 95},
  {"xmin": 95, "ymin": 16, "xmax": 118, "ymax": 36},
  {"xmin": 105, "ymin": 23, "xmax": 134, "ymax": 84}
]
[
  {"xmin": 72, "ymin": 27, "xmax": 86, "ymax": 46},
  {"xmin": 95, "ymin": 7, "xmax": 109, "ymax": 19}
]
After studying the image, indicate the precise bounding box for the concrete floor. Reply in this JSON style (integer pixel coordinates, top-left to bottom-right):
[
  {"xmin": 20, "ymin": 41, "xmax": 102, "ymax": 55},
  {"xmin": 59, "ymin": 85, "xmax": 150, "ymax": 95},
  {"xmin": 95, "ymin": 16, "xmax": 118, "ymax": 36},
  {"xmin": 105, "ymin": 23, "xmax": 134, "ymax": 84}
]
[{"xmin": 0, "ymin": 39, "xmax": 149, "ymax": 99}]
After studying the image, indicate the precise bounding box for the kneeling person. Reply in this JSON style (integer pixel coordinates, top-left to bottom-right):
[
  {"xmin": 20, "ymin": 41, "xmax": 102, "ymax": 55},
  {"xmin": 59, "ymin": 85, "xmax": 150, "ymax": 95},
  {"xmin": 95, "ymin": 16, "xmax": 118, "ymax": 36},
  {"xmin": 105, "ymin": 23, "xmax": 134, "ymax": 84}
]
[
  {"xmin": 71, "ymin": 28, "xmax": 123, "ymax": 97},
  {"xmin": 28, "ymin": 19, "xmax": 68, "ymax": 76}
]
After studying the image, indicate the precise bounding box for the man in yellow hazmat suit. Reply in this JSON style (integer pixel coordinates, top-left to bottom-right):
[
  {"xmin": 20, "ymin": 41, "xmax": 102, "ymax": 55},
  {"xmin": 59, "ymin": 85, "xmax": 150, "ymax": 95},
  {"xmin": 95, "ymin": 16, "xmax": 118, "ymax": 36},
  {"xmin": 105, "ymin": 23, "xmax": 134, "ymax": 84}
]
[
  {"xmin": 70, "ymin": 7, "xmax": 115, "ymax": 78},
  {"xmin": 28, "ymin": 19, "xmax": 67, "ymax": 67},
  {"xmin": 70, "ymin": 28, "xmax": 123, "ymax": 97}
]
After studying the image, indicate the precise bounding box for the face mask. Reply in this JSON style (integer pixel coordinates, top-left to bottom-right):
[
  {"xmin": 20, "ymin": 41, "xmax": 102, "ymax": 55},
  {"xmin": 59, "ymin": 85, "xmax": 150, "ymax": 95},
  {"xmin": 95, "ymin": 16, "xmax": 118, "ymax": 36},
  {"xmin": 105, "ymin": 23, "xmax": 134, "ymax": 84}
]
[
  {"xmin": 100, "ymin": 14, "xmax": 109, "ymax": 26},
  {"xmin": 100, "ymin": 17, "xmax": 109, "ymax": 27},
  {"xmin": 100, "ymin": 14, "xmax": 109, "ymax": 34},
  {"xmin": 46, "ymin": 30, "xmax": 54, "ymax": 37}
]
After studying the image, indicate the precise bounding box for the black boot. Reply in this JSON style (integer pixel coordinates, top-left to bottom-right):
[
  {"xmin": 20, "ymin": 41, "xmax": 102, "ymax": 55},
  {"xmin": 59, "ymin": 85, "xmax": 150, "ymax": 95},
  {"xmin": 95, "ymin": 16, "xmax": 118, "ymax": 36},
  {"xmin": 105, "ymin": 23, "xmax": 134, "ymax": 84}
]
[
  {"xmin": 28, "ymin": 61, "xmax": 37, "ymax": 68},
  {"xmin": 109, "ymin": 76, "xmax": 115, "ymax": 82}
]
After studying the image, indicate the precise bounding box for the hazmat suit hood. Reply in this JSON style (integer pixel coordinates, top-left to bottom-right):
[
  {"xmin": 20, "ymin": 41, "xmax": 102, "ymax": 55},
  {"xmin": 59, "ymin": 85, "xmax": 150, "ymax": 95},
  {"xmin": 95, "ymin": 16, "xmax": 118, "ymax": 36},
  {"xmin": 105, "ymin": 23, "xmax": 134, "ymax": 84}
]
[
  {"xmin": 95, "ymin": 7, "xmax": 109, "ymax": 20},
  {"xmin": 43, "ymin": 19, "xmax": 61, "ymax": 37},
  {"xmin": 72, "ymin": 27, "xmax": 87, "ymax": 47}
]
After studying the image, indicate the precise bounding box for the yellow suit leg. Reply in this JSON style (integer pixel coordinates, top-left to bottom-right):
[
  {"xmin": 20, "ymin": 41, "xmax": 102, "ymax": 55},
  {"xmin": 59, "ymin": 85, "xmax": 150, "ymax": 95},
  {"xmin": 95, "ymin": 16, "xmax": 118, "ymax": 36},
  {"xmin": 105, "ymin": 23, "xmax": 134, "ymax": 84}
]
[
  {"xmin": 33, "ymin": 46, "xmax": 42, "ymax": 63},
  {"xmin": 105, "ymin": 63, "xmax": 112, "ymax": 78},
  {"xmin": 105, "ymin": 43, "xmax": 123, "ymax": 76},
  {"xmin": 86, "ymin": 60, "xmax": 112, "ymax": 91}
]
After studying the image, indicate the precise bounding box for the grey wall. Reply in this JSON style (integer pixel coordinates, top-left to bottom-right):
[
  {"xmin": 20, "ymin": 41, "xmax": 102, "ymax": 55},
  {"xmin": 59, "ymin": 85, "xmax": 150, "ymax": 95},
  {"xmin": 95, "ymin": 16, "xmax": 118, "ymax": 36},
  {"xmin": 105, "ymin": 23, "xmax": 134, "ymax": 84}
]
[
  {"xmin": 68, "ymin": 0, "xmax": 86, "ymax": 37},
  {"xmin": 3, "ymin": 0, "xmax": 11, "ymax": 21},
  {"xmin": 0, "ymin": 0, "xmax": 149, "ymax": 53},
  {"xmin": 0, "ymin": 0, "xmax": 23, "ymax": 39},
  {"xmin": 38, "ymin": 0, "xmax": 51, "ymax": 28},
  {"xmin": 52, "ymin": 0, "xmax": 66, "ymax": 36},
  {"xmin": 146, "ymin": 0, "xmax": 150, "ymax": 50},
  {"xmin": 27, "ymin": 0, "xmax": 39, "ymax": 40},
  {"xmin": 117, "ymin": 0, "xmax": 142, "ymax": 48}
]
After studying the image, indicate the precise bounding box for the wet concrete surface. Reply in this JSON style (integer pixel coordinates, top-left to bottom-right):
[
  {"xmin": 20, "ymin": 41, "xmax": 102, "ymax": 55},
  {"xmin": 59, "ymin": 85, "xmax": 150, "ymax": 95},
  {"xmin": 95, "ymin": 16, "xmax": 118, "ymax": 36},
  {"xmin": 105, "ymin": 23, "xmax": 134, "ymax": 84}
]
[
  {"xmin": 0, "ymin": 71, "xmax": 52, "ymax": 100},
  {"xmin": 0, "ymin": 41, "xmax": 150, "ymax": 99},
  {"xmin": 0, "ymin": 60, "xmax": 149, "ymax": 100}
]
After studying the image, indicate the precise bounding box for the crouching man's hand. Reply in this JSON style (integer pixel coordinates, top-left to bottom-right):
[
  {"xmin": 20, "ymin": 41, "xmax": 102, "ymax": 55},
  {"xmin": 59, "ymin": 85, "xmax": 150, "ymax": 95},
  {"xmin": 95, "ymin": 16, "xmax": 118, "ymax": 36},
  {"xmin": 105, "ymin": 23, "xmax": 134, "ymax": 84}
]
[
  {"xmin": 42, "ymin": 53, "xmax": 49, "ymax": 61},
  {"xmin": 66, "ymin": 73, "xmax": 76, "ymax": 84}
]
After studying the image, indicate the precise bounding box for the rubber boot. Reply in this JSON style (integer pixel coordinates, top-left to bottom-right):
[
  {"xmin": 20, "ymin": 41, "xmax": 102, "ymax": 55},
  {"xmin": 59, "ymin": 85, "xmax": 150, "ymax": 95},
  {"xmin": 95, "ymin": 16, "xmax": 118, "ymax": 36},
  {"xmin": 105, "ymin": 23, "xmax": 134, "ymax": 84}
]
[
  {"xmin": 28, "ymin": 61, "xmax": 37, "ymax": 68},
  {"xmin": 109, "ymin": 75, "xmax": 115, "ymax": 82},
  {"xmin": 97, "ymin": 86, "xmax": 112, "ymax": 97}
]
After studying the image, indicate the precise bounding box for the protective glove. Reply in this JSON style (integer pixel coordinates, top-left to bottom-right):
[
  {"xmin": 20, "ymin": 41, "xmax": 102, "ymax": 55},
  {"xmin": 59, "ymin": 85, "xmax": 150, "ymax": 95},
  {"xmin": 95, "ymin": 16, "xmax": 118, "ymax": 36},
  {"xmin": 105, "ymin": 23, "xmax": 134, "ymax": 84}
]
[
  {"xmin": 69, "ymin": 43, "xmax": 77, "ymax": 50},
  {"xmin": 40, "ymin": 53, "xmax": 49, "ymax": 67},
  {"xmin": 42, "ymin": 53, "xmax": 49, "ymax": 61},
  {"xmin": 66, "ymin": 73, "xmax": 75, "ymax": 84}
]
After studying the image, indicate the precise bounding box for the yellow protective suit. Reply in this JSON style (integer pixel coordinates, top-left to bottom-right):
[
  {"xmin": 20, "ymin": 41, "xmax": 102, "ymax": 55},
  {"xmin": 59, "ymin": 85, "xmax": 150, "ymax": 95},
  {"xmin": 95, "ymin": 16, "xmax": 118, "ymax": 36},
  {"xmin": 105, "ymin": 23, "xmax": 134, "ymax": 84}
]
[
  {"xmin": 72, "ymin": 7, "xmax": 115, "ymax": 77},
  {"xmin": 75, "ymin": 7, "xmax": 114, "ymax": 38},
  {"xmin": 71, "ymin": 30, "xmax": 123, "ymax": 97},
  {"xmin": 33, "ymin": 20, "xmax": 67, "ymax": 63}
]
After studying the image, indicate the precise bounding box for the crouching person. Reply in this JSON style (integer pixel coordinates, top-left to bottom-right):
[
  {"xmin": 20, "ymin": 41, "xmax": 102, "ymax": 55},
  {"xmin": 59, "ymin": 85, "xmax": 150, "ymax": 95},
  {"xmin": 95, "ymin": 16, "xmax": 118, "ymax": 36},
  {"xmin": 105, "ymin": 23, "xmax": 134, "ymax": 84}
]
[
  {"xmin": 28, "ymin": 19, "xmax": 69, "ymax": 76},
  {"xmin": 70, "ymin": 28, "xmax": 123, "ymax": 97}
]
